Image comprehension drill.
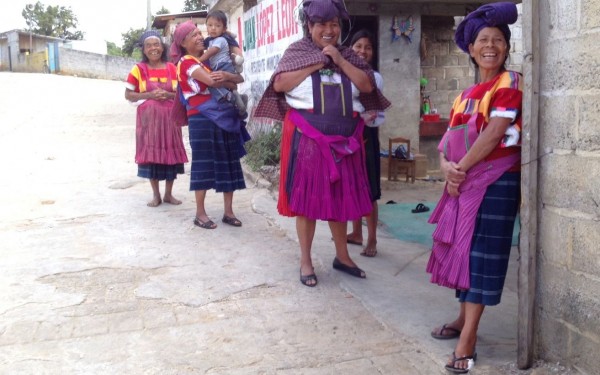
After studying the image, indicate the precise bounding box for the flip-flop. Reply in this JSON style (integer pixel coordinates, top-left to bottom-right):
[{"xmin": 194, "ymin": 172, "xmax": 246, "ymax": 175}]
[
  {"xmin": 330, "ymin": 237, "xmax": 363, "ymax": 246},
  {"xmin": 332, "ymin": 257, "xmax": 366, "ymax": 278},
  {"xmin": 300, "ymin": 269, "xmax": 318, "ymax": 287},
  {"xmin": 444, "ymin": 352, "xmax": 477, "ymax": 374},
  {"xmin": 431, "ymin": 324, "xmax": 461, "ymax": 340},
  {"xmin": 347, "ymin": 238, "xmax": 363, "ymax": 246},
  {"xmin": 222, "ymin": 215, "xmax": 242, "ymax": 227},
  {"xmin": 412, "ymin": 203, "xmax": 430, "ymax": 213},
  {"xmin": 194, "ymin": 217, "xmax": 217, "ymax": 229}
]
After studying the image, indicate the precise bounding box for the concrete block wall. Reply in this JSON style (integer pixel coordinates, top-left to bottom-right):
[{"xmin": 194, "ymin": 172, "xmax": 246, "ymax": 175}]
[
  {"xmin": 536, "ymin": 0, "xmax": 600, "ymax": 373},
  {"xmin": 58, "ymin": 47, "xmax": 136, "ymax": 81},
  {"xmin": 420, "ymin": 15, "xmax": 473, "ymax": 118}
]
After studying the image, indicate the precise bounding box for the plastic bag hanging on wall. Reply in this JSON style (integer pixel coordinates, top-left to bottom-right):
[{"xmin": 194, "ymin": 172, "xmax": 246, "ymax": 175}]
[{"xmin": 391, "ymin": 15, "xmax": 415, "ymax": 43}]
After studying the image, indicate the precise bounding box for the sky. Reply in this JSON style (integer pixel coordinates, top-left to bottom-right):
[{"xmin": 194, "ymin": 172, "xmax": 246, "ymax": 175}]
[{"xmin": 0, "ymin": 0, "xmax": 188, "ymax": 46}]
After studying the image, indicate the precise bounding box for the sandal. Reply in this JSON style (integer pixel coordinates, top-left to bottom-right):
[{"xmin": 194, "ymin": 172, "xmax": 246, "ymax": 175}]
[
  {"xmin": 332, "ymin": 257, "xmax": 366, "ymax": 278},
  {"xmin": 431, "ymin": 324, "xmax": 462, "ymax": 340},
  {"xmin": 222, "ymin": 215, "xmax": 242, "ymax": 227},
  {"xmin": 194, "ymin": 217, "xmax": 217, "ymax": 229},
  {"xmin": 445, "ymin": 352, "xmax": 477, "ymax": 374},
  {"xmin": 412, "ymin": 203, "xmax": 430, "ymax": 213},
  {"xmin": 300, "ymin": 269, "xmax": 318, "ymax": 287}
]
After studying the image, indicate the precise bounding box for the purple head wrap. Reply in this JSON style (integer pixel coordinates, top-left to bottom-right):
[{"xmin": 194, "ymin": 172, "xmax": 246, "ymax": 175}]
[
  {"xmin": 302, "ymin": 0, "xmax": 349, "ymax": 23},
  {"xmin": 169, "ymin": 21, "xmax": 199, "ymax": 63},
  {"xmin": 138, "ymin": 30, "xmax": 162, "ymax": 47},
  {"xmin": 455, "ymin": 2, "xmax": 518, "ymax": 53}
]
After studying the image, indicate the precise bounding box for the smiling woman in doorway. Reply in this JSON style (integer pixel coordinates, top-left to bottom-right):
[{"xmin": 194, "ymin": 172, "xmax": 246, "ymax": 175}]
[
  {"xmin": 425, "ymin": 2, "xmax": 522, "ymax": 373},
  {"xmin": 347, "ymin": 29, "xmax": 386, "ymax": 258},
  {"xmin": 253, "ymin": 0, "xmax": 390, "ymax": 287}
]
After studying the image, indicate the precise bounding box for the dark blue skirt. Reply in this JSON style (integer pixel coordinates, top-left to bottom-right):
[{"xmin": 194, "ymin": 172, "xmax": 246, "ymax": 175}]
[
  {"xmin": 363, "ymin": 126, "xmax": 381, "ymax": 201},
  {"xmin": 456, "ymin": 172, "xmax": 520, "ymax": 306},
  {"xmin": 188, "ymin": 114, "xmax": 246, "ymax": 192},
  {"xmin": 137, "ymin": 163, "xmax": 184, "ymax": 181}
]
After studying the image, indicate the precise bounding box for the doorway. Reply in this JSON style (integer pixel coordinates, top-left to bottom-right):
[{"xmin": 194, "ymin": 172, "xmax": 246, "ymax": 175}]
[{"xmin": 342, "ymin": 15, "xmax": 379, "ymax": 71}]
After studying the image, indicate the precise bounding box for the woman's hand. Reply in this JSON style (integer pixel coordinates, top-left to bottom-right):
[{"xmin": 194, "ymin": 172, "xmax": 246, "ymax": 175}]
[
  {"xmin": 322, "ymin": 45, "xmax": 343, "ymax": 65},
  {"xmin": 323, "ymin": 46, "xmax": 372, "ymax": 93},
  {"xmin": 210, "ymin": 71, "xmax": 244, "ymax": 84},
  {"xmin": 149, "ymin": 88, "xmax": 171, "ymax": 101},
  {"xmin": 440, "ymin": 154, "xmax": 466, "ymax": 197}
]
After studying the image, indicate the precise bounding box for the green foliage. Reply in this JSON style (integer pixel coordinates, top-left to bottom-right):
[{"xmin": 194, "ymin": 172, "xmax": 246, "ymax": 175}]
[
  {"xmin": 121, "ymin": 27, "xmax": 145, "ymax": 58},
  {"xmin": 106, "ymin": 41, "xmax": 124, "ymax": 57},
  {"xmin": 182, "ymin": 0, "xmax": 208, "ymax": 12},
  {"xmin": 156, "ymin": 6, "xmax": 170, "ymax": 15},
  {"xmin": 21, "ymin": 1, "xmax": 84, "ymax": 40},
  {"xmin": 244, "ymin": 125, "xmax": 281, "ymax": 172}
]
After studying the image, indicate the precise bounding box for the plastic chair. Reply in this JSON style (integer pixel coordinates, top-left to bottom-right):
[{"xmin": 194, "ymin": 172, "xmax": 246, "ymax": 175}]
[{"xmin": 388, "ymin": 137, "xmax": 416, "ymax": 183}]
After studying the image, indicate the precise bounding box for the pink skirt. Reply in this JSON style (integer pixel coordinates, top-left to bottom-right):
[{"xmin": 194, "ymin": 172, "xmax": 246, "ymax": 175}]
[
  {"xmin": 286, "ymin": 118, "xmax": 372, "ymax": 222},
  {"xmin": 135, "ymin": 99, "xmax": 188, "ymax": 165}
]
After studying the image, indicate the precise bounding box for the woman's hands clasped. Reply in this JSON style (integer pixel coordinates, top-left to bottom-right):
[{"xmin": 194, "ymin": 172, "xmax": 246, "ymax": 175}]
[
  {"xmin": 148, "ymin": 88, "xmax": 172, "ymax": 101},
  {"xmin": 441, "ymin": 156, "xmax": 466, "ymax": 197},
  {"xmin": 322, "ymin": 45, "xmax": 344, "ymax": 66}
]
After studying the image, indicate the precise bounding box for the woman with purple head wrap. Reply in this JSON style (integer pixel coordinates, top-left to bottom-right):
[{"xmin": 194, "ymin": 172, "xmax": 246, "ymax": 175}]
[
  {"xmin": 426, "ymin": 2, "xmax": 522, "ymax": 373},
  {"xmin": 254, "ymin": 0, "xmax": 391, "ymax": 287},
  {"xmin": 124, "ymin": 29, "xmax": 188, "ymax": 207}
]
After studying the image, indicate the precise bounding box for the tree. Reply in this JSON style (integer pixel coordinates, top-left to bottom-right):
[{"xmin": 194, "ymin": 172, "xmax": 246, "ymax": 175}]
[
  {"xmin": 182, "ymin": 0, "xmax": 207, "ymax": 12},
  {"xmin": 21, "ymin": 1, "xmax": 84, "ymax": 40},
  {"xmin": 106, "ymin": 41, "xmax": 124, "ymax": 57},
  {"xmin": 121, "ymin": 27, "xmax": 145, "ymax": 60},
  {"xmin": 156, "ymin": 6, "xmax": 170, "ymax": 15}
]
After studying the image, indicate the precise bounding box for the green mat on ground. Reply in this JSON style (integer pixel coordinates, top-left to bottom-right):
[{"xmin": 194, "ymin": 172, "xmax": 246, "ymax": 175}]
[{"xmin": 378, "ymin": 202, "xmax": 520, "ymax": 247}]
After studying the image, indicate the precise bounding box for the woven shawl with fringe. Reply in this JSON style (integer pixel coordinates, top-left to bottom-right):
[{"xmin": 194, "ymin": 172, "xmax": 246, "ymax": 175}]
[{"xmin": 252, "ymin": 37, "xmax": 391, "ymax": 123}]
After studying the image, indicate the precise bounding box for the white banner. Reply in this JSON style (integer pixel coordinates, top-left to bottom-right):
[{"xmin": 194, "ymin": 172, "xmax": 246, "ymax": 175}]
[{"xmin": 233, "ymin": 0, "xmax": 303, "ymax": 115}]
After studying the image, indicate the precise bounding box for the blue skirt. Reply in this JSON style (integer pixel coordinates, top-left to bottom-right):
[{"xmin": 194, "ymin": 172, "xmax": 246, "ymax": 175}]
[
  {"xmin": 188, "ymin": 114, "xmax": 246, "ymax": 192},
  {"xmin": 363, "ymin": 126, "xmax": 381, "ymax": 201},
  {"xmin": 137, "ymin": 163, "xmax": 184, "ymax": 181},
  {"xmin": 456, "ymin": 172, "xmax": 520, "ymax": 306}
]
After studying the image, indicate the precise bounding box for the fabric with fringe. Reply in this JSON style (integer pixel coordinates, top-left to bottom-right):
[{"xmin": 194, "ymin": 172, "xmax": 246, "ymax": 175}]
[{"xmin": 252, "ymin": 37, "xmax": 390, "ymax": 123}]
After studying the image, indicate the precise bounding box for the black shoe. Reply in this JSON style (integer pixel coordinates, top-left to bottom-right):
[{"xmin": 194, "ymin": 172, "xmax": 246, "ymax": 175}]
[
  {"xmin": 332, "ymin": 257, "xmax": 366, "ymax": 278},
  {"xmin": 300, "ymin": 269, "xmax": 318, "ymax": 287}
]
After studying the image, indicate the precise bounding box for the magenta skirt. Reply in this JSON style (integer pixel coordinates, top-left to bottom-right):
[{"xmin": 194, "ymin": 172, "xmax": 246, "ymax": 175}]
[{"xmin": 286, "ymin": 111, "xmax": 372, "ymax": 222}]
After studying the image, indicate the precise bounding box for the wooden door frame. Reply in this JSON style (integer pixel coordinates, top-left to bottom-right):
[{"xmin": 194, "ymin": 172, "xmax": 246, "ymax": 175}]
[{"xmin": 518, "ymin": 0, "xmax": 540, "ymax": 369}]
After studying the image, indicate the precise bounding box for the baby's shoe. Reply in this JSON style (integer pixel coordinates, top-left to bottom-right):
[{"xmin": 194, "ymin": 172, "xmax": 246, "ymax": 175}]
[
  {"xmin": 232, "ymin": 54, "xmax": 244, "ymax": 73},
  {"xmin": 232, "ymin": 53, "xmax": 244, "ymax": 66},
  {"xmin": 232, "ymin": 92, "xmax": 248, "ymax": 119}
]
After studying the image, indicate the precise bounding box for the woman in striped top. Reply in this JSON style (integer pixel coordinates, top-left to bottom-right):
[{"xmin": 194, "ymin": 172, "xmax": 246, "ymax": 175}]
[{"xmin": 425, "ymin": 2, "xmax": 522, "ymax": 373}]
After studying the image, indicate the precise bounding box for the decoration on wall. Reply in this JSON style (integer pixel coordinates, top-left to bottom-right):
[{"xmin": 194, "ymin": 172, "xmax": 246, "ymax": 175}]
[{"xmin": 391, "ymin": 15, "xmax": 415, "ymax": 43}]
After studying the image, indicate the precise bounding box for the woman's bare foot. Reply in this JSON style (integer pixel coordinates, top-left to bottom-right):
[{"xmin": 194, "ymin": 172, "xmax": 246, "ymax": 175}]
[
  {"xmin": 147, "ymin": 197, "xmax": 162, "ymax": 207},
  {"xmin": 360, "ymin": 240, "xmax": 377, "ymax": 257},
  {"xmin": 163, "ymin": 195, "xmax": 182, "ymax": 205}
]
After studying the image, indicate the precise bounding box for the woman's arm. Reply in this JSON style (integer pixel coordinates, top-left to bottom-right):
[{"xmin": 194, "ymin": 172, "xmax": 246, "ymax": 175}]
[
  {"xmin": 189, "ymin": 64, "xmax": 243, "ymax": 88},
  {"xmin": 125, "ymin": 88, "xmax": 174, "ymax": 102},
  {"xmin": 322, "ymin": 45, "xmax": 373, "ymax": 93},
  {"xmin": 273, "ymin": 63, "xmax": 324, "ymax": 93},
  {"xmin": 457, "ymin": 116, "xmax": 513, "ymax": 172}
]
